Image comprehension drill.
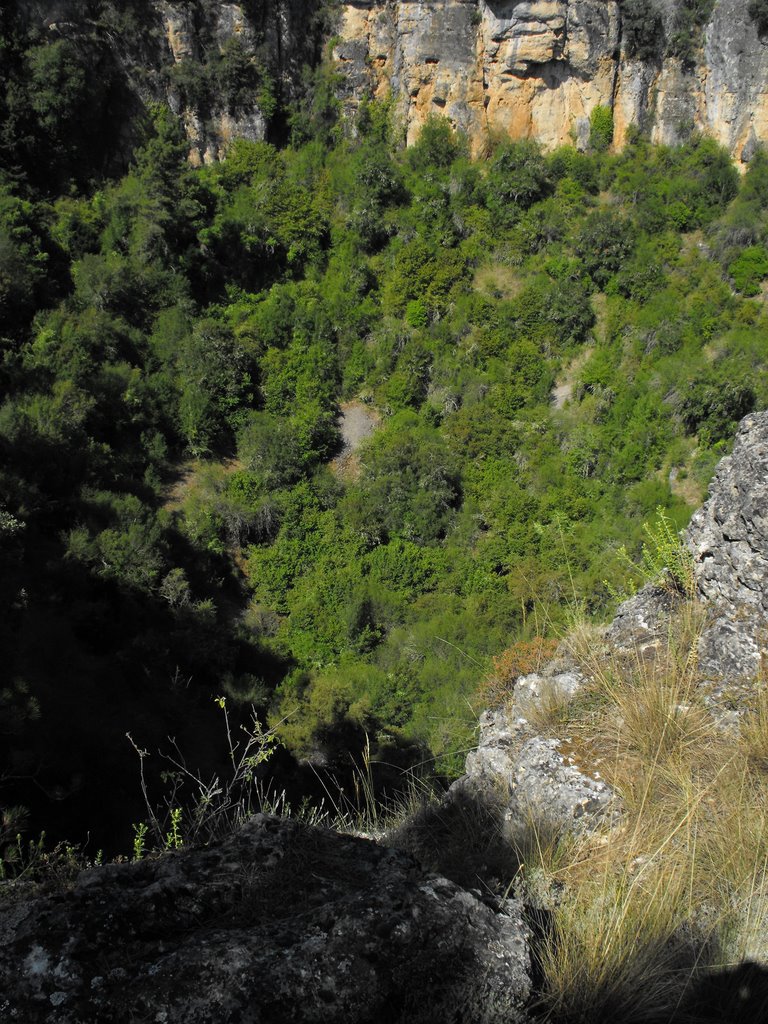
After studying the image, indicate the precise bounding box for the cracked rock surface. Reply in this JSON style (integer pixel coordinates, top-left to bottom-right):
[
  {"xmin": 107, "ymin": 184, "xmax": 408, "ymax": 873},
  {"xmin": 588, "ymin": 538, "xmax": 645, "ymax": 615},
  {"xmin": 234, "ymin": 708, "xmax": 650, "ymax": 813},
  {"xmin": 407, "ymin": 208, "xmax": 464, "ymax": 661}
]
[
  {"xmin": 460, "ymin": 653, "xmax": 618, "ymax": 836},
  {"xmin": 0, "ymin": 814, "xmax": 531, "ymax": 1024},
  {"xmin": 687, "ymin": 412, "xmax": 768, "ymax": 618},
  {"xmin": 687, "ymin": 412, "xmax": 768, "ymax": 686}
]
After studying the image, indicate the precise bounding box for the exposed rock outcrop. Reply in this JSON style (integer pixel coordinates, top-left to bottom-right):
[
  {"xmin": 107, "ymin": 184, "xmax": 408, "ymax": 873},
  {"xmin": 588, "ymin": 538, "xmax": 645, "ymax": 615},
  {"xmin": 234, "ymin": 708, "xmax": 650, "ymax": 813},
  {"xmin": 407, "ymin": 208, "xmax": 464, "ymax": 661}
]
[
  {"xmin": 610, "ymin": 411, "xmax": 768, "ymax": 695},
  {"xmin": 686, "ymin": 411, "xmax": 768, "ymax": 715},
  {"xmin": 21, "ymin": 0, "xmax": 324, "ymax": 165},
  {"xmin": 460, "ymin": 410, "xmax": 768, "ymax": 837},
  {"xmin": 687, "ymin": 412, "xmax": 768, "ymax": 620},
  {"xmin": 459, "ymin": 655, "xmax": 618, "ymax": 839},
  {"xmin": 20, "ymin": 0, "xmax": 768, "ymax": 165},
  {"xmin": 160, "ymin": 1, "xmax": 267, "ymax": 164},
  {"xmin": 336, "ymin": 0, "xmax": 622, "ymax": 151},
  {"xmin": 0, "ymin": 813, "xmax": 531, "ymax": 1023},
  {"xmin": 335, "ymin": 0, "xmax": 768, "ymax": 162}
]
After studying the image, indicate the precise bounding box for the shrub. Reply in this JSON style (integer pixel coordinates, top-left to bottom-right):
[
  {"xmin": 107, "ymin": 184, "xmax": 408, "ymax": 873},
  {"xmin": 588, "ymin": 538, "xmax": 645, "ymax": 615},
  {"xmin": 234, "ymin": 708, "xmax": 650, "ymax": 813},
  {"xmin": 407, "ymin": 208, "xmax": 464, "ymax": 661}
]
[
  {"xmin": 575, "ymin": 210, "xmax": 635, "ymax": 287},
  {"xmin": 637, "ymin": 506, "xmax": 696, "ymax": 597},
  {"xmin": 485, "ymin": 140, "xmax": 551, "ymax": 227},
  {"xmin": 620, "ymin": 0, "xmax": 665, "ymax": 60},
  {"xmin": 668, "ymin": 0, "xmax": 716, "ymax": 63},
  {"xmin": 729, "ymin": 245, "xmax": 768, "ymax": 296},
  {"xmin": 678, "ymin": 375, "xmax": 756, "ymax": 446},
  {"xmin": 749, "ymin": 0, "xmax": 768, "ymax": 35},
  {"xmin": 475, "ymin": 637, "xmax": 560, "ymax": 709},
  {"xmin": 407, "ymin": 115, "xmax": 464, "ymax": 173},
  {"xmin": 589, "ymin": 106, "xmax": 614, "ymax": 153},
  {"xmin": 405, "ymin": 298, "xmax": 429, "ymax": 328}
]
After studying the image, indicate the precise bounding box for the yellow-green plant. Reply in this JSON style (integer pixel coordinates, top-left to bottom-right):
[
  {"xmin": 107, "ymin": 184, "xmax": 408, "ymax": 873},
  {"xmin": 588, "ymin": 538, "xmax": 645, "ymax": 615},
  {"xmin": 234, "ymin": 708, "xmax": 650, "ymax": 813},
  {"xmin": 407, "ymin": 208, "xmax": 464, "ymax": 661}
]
[
  {"xmin": 165, "ymin": 808, "xmax": 183, "ymax": 851},
  {"xmin": 132, "ymin": 821, "xmax": 148, "ymax": 861},
  {"xmin": 609, "ymin": 506, "xmax": 696, "ymax": 601}
]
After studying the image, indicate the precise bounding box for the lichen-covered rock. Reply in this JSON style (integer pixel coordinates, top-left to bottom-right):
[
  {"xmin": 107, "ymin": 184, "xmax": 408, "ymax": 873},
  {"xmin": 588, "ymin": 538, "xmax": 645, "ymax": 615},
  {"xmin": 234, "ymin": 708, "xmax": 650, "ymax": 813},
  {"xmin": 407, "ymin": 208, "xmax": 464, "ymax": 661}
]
[
  {"xmin": 0, "ymin": 814, "xmax": 531, "ymax": 1024},
  {"xmin": 687, "ymin": 412, "xmax": 768, "ymax": 618},
  {"xmin": 683, "ymin": 411, "xmax": 768, "ymax": 689},
  {"xmin": 604, "ymin": 583, "xmax": 681, "ymax": 657},
  {"xmin": 459, "ymin": 654, "xmax": 616, "ymax": 837},
  {"xmin": 509, "ymin": 735, "xmax": 614, "ymax": 830}
]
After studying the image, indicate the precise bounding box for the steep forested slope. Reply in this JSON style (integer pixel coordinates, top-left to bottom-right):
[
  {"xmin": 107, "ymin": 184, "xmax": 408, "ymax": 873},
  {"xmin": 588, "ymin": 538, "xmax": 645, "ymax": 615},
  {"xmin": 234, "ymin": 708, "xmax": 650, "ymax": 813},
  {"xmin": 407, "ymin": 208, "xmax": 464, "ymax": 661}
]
[{"xmin": 2, "ymin": 3, "xmax": 768, "ymax": 858}]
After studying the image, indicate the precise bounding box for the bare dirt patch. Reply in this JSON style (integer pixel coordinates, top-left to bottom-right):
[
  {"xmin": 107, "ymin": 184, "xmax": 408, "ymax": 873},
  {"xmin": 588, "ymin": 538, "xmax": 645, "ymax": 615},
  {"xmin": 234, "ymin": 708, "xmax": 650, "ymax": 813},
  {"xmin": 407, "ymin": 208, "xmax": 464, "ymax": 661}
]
[
  {"xmin": 331, "ymin": 401, "xmax": 381, "ymax": 481},
  {"xmin": 552, "ymin": 346, "xmax": 593, "ymax": 410},
  {"xmin": 666, "ymin": 465, "xmax": 706, "ymax": 509}
]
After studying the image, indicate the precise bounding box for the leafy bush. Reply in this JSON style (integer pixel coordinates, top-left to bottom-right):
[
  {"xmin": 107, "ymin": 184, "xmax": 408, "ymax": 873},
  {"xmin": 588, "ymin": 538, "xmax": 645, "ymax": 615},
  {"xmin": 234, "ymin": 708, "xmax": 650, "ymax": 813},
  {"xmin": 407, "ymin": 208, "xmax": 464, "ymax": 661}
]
[
  {"xmin": 677, "ymin": 375, "xmax": 756, "ymax": 445},
  {"xmin": 575, "ymin": 211, "xmax": 635, "ymax": 287},
  {"xmin": 346, "ymin": 416, "xmax": 461, "ymax": 545},
  {"xmin": 668, "ymin": 0, "xmax": 716, "ymax": 62},
  {"xmin": 589, "ymin": 106, "xmax": 614, "ymax": 153},
  {"xmin": 749, "ymin": 0, "xmax": 768, "ymax": 35},
  {"xmin": 729, "ymin": 245, "xmax": 768, "ymax": 295},
  {"xmin": 407, "ymin": 115, "xmax": 465, "ymax": 173},
  {"xmin": 485, "ymin": 140, "xmax": 551, "ymax": 227}
]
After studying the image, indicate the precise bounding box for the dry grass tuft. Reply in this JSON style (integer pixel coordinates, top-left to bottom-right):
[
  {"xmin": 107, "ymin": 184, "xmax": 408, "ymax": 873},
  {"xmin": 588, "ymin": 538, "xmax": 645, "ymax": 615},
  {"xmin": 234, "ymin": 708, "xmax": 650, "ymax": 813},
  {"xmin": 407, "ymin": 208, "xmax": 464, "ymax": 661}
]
[
  {"xmin": 520, "ymin": 598, "xmax": 768, "ymax": 1023},
  {"xmin": 738, "ymin": 686, "xmax": 768, "ymax": 772}
]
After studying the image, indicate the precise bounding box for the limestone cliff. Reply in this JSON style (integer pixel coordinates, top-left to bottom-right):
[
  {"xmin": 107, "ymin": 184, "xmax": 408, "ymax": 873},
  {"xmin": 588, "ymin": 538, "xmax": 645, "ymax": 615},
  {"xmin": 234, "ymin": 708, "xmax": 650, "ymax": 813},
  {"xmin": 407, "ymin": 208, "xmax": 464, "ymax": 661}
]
[
  {"xmin": 334, "ymin": 0, "xmax": 768, "ymax": 161},
  {"xmin": 20, "ymin": 0, "xmax": 768, "ymax": 165},
  {"xmin": 18, "ymin": 0, "xmax": 324, "ymax": 165}
]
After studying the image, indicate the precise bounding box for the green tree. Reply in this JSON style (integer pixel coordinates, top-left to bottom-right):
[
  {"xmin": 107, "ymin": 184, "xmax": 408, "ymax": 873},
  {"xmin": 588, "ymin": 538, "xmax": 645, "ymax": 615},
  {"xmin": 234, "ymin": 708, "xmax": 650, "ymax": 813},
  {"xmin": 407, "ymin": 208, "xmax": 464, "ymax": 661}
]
[
  {"xmin": 729, "ymin": 245, "xmax": 768, "ymax": 296},
  {"xmin": 345, "ymin": 414, "xmax": 460, "ymax": 545},
  {"xmin": 678, "ymin": 375, "xmax": 756, "ymax": 445},
  {"xmin": 485, "ymin": 140, "xmax": 551, "ymax": 228},
  {"xmin": 620, "ymin": 0, "xmax": 665, "ymax": 60},
  {"xmin": 407, "ymin": 115, "xmax": 465, "ymax": 173},
  {"xmin": 575, "ymin": 211, "xmax": 635, "ymax": 287}
]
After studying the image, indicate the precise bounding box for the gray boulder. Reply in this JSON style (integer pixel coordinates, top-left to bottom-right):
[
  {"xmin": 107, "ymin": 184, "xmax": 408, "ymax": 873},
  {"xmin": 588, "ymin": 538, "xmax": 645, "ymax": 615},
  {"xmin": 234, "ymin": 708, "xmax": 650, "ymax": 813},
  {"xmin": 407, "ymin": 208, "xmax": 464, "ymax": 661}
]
[
  {"xmin": 459, "ymin": 652, "xmax": 618, "ymax": 838},
  {"xmin": 0, "ymin": 813, "xmax": 531, "ymax": 1024},
  {"xmin": 685, "ymin": 412, "xmax": 768, "ymax": 688}
]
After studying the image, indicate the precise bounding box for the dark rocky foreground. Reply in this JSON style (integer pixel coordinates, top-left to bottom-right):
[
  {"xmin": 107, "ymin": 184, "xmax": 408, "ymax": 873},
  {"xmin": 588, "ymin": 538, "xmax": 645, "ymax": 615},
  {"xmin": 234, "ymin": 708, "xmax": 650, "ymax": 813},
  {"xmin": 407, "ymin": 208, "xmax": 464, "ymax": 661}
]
[{"xmin": 0, "ymin": 814, "xmax": 530, "ymax": 1024}]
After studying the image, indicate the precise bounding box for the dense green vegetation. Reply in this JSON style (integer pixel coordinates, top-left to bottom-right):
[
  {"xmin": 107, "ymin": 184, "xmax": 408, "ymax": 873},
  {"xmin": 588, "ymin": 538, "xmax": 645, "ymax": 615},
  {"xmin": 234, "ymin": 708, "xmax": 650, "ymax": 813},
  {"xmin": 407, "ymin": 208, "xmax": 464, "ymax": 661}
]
[{"xmin": 3, "ymin": 4, "xmax": 768, "ymax": 856}]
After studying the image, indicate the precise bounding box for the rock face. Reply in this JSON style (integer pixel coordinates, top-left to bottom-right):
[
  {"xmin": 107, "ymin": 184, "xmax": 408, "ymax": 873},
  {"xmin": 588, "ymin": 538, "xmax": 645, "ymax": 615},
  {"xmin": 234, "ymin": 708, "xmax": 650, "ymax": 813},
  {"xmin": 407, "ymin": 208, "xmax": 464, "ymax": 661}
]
[
  {"xmin": 159, "ymin": 1, "xmax": 269, "ymax": 164},
  {"xmin": 21, "ymin": 0, "xmax": 323, "ymax": 165},
  {"xmin": 687, "ymin": 412, "xmax": 768, "ymax": 619},
  {"xmin": 461, "ymin": 411, "xmax": 768, "ymax": 835},
  {"xmin": 604, "ymin": 410, "xmax": 768, "ymax": 698},
  {"xmin": 21, "ymin": 0, "xmax": 768, "ymax": 164},
  {"xmin": 687, "ymin": 411, "xmax": 768, "ymax": 688},
  {"xmin": 335, "ymin": 0, "xmax": 768, "ymax": 161},
  {"xmin": 336, "ymin": 0, "xmax": 621, "ymax": 151},
  {"xmin": 0, "ymin": 813, "xmax": 531, "ymax": 1023},
  {"xmin": 460, "ymin": 654, "xmax": 618, "ymax": 839}
]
